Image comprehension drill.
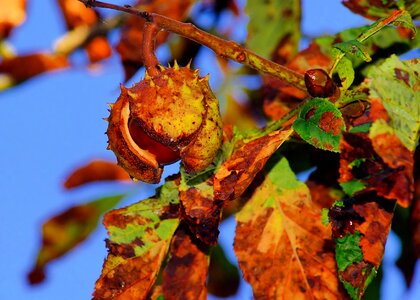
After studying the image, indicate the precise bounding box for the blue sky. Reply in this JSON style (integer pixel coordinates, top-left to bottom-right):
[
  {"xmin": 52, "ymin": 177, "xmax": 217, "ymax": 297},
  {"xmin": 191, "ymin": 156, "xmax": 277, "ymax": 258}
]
[{"xmin": 1, "ymin": 0, "xmax": 419, "ymax": 299}]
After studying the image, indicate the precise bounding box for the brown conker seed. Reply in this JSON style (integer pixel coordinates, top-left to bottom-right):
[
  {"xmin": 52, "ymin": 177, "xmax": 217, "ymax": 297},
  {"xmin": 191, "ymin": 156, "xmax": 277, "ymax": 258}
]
[{"xmin": 304, "ymin": 68, "xmax": 336, "ymax": 98}]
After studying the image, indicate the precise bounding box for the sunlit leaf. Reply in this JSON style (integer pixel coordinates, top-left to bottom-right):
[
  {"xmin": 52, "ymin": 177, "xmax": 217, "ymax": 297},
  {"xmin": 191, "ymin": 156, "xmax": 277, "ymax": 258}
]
[
  {"xmin": 63, "ymin": 160, "xmax": 130, "ymax": 189},
  {"xmin": 162, "ymin": 227, "xmax": 209, "ymax": 300},
  {"xmin": 0, "ymin": 0, "xmax": 26, "ymax": 39},
  {"xmin": 85, "ymin": 36, "xmax": 112, "ymax": 64},
  {"xmin": 367, "ymin": 55, "xmax": 420, "ymax": 151},
  {"xmin": 234, "ymin": 156, "xmax": 346, "ymax": 299},
  {"xmin": 245, "ymin": 0, "xmax": 300, "ymax": 62},
  {"xmin": 93, "ymin": 180, "xmax": 180, "ymax": 299},
  {"xmin": 214, "ymin": 129, "xmax": 293, "ymax": 201},
  {"xmin": 293, "ymin": 98, "xmax": 345, "ymax": 152},
  {"xmin": 0, "ymin": 52, "xmax": 68, "ymax": 86},
  {"xmin": 27, "ymin": 194, "xmax": 125, "ymax": 284}
]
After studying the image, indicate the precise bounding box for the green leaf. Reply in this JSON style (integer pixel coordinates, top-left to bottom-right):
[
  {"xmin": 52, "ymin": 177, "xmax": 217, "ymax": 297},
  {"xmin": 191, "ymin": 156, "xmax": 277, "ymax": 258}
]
[
  {"xmin": 293, "ymin": 98, "xmax": 345, "ymax": 152},
  {"xmin": 390, "ymin": 10, "xmax": 416, "ymax": 37},
  {"xmin": 340, "ymin": 180, "xmax": 367, "ymax": 196},
  {"xmin": 245, "ymin": 0, "xmax": 300, "ymax": 59},
  {"xmin": 367, "ymin": 55, "xmax": 420, "ymax": 151},
  {"xmin": 333, "ymin": 49, "xmax": 356, "ymax": 90},
  {"xmin": 27, "ymin": 194, "xmax": 126, "ymax": 284},
  {"xmin": 93, "ymin": 180, "xmax": 180, "ymax": 299},
  {"xmin": 334, "ymin": 40, "xmax": 372, "ymax": 62},
  {"xmin": 335, "ymin": 232, "xmax": 364, "ymax": 272}
]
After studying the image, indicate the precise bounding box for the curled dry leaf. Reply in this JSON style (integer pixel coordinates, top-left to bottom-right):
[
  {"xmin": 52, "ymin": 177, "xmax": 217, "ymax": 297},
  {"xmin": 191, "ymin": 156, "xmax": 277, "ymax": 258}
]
[
  {"xmin": 162, "ymin": 227, "xmax": 209, "ymax": 300},
  {"xmin": 180, "ymin": 176, "xmax": 222, "ymax": 245},
  {"xmin": 0, "ymin": 52, "xmax": 68, "ymax": 84},
  {"xmin": 63, "ymin": 159, "xmax": 130, "ymax": 189},
  {"xmin": 107, "ymin": 64, "xmax": 223, "ymax": 183},
  {"xmin": 116, "ymin": 0, "xmax": 194, "ymax": 81},
  {"xmin": 27, "ymin": 194, "xmax": 125, "ymax": 285},
  {"xmin": 234, "ymin": 156, "xmax": 347, "ymax": 299},
  {"xmin": 0, "ymin": 0, "xmax": 26, "ymax": 39},
  {"xmin": 214, "ymin": 129, "xmax": 293, "ymax": 201},
  {"xmin": 93, "ymin": 181, "xmax": 180, "ymax": 299}
]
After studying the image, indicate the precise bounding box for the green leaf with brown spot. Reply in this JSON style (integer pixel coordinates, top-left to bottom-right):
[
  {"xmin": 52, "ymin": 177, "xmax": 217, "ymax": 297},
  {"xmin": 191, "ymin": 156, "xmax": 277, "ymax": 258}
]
[
  {"xmin": 367, "ymin": 55, "xmax": 420, "ymax": 151},
  {"xmin": 245, "ymin": 0, "xmax": 300, "ymax": 61},
  {"xmin": 293, "ymin": 98, "xmax": 345, "ymax": 152},
  {"xmin": 93, "ymin": 180, "xmax": 180, "ymax": 299},
  {"xmin": 27, "ymin": 194, "xmax": 125, "ymax": 285}
]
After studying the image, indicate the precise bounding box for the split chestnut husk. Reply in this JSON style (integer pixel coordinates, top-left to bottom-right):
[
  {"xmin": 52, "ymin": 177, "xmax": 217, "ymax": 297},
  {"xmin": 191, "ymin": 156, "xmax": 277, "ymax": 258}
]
[{"xmin": 106, "ymin": 63, "xmax": 223, "ymax": 183}]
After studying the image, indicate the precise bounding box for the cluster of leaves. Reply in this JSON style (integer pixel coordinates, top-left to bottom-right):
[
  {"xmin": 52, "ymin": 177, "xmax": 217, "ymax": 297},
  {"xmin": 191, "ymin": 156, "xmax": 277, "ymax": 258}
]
[{"xmin": 4, "ymin": 0, "xmax": 420, "ymax": 299}]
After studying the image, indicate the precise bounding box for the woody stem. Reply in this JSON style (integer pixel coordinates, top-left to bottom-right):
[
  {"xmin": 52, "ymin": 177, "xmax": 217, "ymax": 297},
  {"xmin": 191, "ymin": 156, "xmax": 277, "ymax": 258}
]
[
  {"xmin": 79, "ymin": 0, "xmax": 308, "ymax": 94},
  {"xmin": 142, "ymin": 22, "xmax": 160, "ymax": 76}
]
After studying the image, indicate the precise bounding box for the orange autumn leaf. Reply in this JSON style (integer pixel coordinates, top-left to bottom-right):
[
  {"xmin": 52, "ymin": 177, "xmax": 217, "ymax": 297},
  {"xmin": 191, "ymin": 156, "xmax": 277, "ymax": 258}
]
[
  {"xmin": 85, "ymin": 36, "xmax": 112, "ymax": 63},
  {"xmin": 234, "ymin": 156, "xmax": 347, "ymax": 299},
  {"xmin": 0, "ymin": 52, "xmax": 68, "ymax": 84},
  {"xmin": 353, "ymin": 200, "xmax": 394, "ymax": 267},
  {"xmin": 64, "ymin": 160, "xmax": 131, "ymax": 189},
  {"xmin": 162, "ymin": 228, "xmax": 208, "ymax": 300},
  {"xmin": 27, "ymin": 194, "xmax": 125, "ymax": 285},
  {"xmin": 116, "ymin": 0, "xmax": 194, "ymax": 81},
  {"xmin": 57, "ymin": 0, "xmax": 97, "ymax": 29},
  {"xmin": 0, "ymin": 0, "xmax": 26, "ymax": 39},
  {"xmin": 214, "ymin": 129, "xmax": 293, "ymax": 201}
]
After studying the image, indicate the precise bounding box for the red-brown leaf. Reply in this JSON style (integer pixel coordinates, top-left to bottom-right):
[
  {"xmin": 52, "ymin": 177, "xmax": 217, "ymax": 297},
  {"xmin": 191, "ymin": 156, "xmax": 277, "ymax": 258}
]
[
  {"xmin": 63, "ymin": 160, "xmax": 131, "ymax": 189},
  {"xmin": 214, "ymin": 129, "xmax": 293, "ymax": 201},
  {"xmin": 162, "ymin": 228, "xmax": 208, "ymax": 300},
  {"xmin": 0, "ymin": 52, "xmax": 68, "ymax": 83},
  {"xmin": 180, "ymin": 179, "xmax": 222, "ymax": 245}
]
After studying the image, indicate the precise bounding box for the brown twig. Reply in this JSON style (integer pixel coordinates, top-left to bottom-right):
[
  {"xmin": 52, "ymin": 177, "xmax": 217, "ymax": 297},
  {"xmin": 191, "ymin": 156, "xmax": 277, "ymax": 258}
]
[
  {"xmin": 142, "ymin": 22, "xmax": 160, "ymax": 76},
  {"xmin": 78, "ymin": 0, "xmax": 308, "ymax": 94}
]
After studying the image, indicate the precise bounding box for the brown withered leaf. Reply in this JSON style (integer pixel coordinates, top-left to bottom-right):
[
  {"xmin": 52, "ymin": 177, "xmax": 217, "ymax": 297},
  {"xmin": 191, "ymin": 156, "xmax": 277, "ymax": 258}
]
[
  {"xmin": 353, "ymin": 199, "xmax": 394, "ymax": 267},
  {"xmin": 116, "ymin": 0, "xmax": 194, "ymax": 81},
  {"xmin": 162, "ymin": 227, "xmax": 209, "ymax": 300},
  {"xmin": 0, "ymin": 0, "xmax": 26, "ymax": 39},
  {"xmin": 93, "ymin": 180, "xmax": 180, "ymax": 300},
  {"xmin": 234, "ymin": 156, "xmax": 347, "ymax": 299},
  {"xmin": 214, "ymin": 129, "xmax": 293, "ymax": 202},
  {"xmin": 0, "ymin": 52, "xmax": 69, "ymax": 84},
  {"xmin": 63, "ymin": 159, "xmax": 131, "ymax": 189},
  {"xmin": 27, "ymin": 194, "xmax": 125, "ymax": 284},
  {"xmin": 180, "ymin": 176, "xmax": 222, "ymax": 245}
]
